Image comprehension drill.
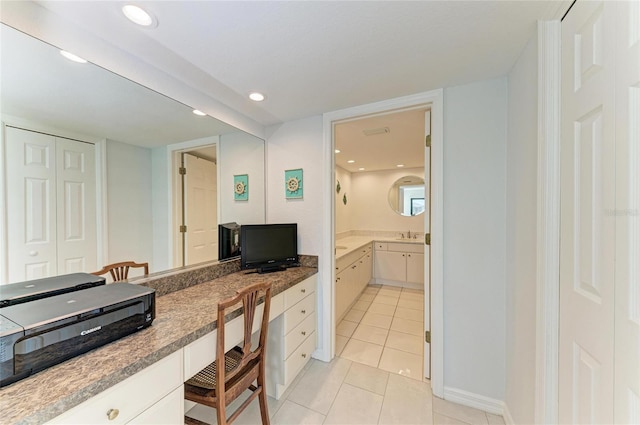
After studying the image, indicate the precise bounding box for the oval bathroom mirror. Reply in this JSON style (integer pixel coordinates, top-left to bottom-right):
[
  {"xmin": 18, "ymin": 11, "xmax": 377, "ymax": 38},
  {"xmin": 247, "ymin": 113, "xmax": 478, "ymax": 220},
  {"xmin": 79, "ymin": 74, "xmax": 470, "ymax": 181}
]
[{"xmin": 388, "ymin": 175, "xmax": 426, "ymax": 216}]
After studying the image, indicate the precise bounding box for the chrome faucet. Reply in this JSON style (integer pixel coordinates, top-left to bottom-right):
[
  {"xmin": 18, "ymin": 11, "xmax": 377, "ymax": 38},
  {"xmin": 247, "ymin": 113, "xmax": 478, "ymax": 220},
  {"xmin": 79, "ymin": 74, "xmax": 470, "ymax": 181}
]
[{"xmin": 407, "ymin": 230, "xmax": 411, "ymax": 238}]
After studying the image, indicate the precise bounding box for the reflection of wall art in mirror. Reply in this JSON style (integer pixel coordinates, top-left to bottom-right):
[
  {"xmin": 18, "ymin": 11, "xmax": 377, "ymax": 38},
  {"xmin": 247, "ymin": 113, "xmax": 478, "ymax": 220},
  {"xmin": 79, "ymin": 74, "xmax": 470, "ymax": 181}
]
[
  {"xmin": 285, "ymin": 168, "xmax": 303, "ymax": 199},
  {"xmin": 411, "ymin": 198, "xmax": 425, "ymax": 216},
  {"xmin": 234, "ymin": 174, "xmax": 249, "ymax": 201},
  {"xmin": 343, "ymin": 193, "xmax": 347, "ymax": 205},
  {"xmin": 336, "ymin": 180, "xmax": 341, "ymax": 194}
]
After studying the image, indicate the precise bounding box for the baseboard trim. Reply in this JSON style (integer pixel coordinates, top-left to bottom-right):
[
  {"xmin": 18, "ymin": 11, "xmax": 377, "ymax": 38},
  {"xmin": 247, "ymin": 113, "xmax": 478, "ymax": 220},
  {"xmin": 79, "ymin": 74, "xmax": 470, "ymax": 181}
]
[{"xmin": 443, "ymin": 386, "xmax": 505, "ymax": 416}]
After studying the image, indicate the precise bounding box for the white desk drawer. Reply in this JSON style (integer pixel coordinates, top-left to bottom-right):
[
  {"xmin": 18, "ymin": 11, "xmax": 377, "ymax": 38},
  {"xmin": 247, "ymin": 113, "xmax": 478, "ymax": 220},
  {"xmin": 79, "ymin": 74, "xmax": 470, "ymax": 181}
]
[
  {"xmin": 283, "ymin": 331, "xmax": 315, "ymax": 387},
  {"xmin": 128, "ymin": 385, "xmax": 184, "ymax": 424},
  {"xmin": 283, "ymin": 293, "xmax": 315, "ymax": 335},
  {"xmin": 48, "ymin": 350, "xmax": 183, "ymax": 425},
  {"xmin": 284, "ymin": 276, "xmax": 316, "ymax": 309},
  {"xmin": 284, "ymin": 312, "xmax": 316, "ymax": 359}
]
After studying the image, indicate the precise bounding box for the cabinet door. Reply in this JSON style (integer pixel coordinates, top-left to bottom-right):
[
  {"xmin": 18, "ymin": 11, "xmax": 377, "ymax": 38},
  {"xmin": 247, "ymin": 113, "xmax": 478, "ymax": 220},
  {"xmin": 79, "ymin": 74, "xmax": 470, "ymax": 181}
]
[
  {"xmin": 374, "ymin": 251, "xmax": 406, "ymax": 281},
  {"xmin": 406, "ymin": 253, "xmax": 424, "ymax": 284},
  {"xmin": 335, "ymin": 270, "xmax": 348, "ymax": 320},
  {"xmin": 363, "ymin": 253, "xmax": 373, "ymax": 286}
]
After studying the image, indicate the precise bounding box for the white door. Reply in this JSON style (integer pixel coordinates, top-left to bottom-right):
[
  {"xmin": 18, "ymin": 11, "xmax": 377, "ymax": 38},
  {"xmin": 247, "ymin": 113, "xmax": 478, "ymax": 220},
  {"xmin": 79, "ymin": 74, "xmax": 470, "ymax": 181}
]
[
  {"xmin": 614, "ymin": 1, "xmax": 640, "ymax": 423},
  {"xmin": 6, "ymin": 127, "xmax": 57, "ymax": 282},
  {"xmin": 183, "ymin": 153, "xmax": 217, "ymax": 265},
  {"xmin": 560, "ymin": 2, "xmax": 616, "ymax": 423},
  {"xmin": 5, "ymin": 127, "xmax": 97, "ymax": 283},
  {"xmin": 424, "ymin": 109, "xmax": 431, "ymax": 379},
  {"xmin": 56, "ymin": 137, "xmax": 97, "ymax": 275}
]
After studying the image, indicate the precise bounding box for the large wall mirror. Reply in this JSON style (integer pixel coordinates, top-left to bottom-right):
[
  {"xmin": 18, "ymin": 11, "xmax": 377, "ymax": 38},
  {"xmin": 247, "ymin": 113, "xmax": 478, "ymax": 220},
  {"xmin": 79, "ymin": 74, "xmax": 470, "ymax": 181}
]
[{"xmin": 0, "ymin": 24, "xmax": 266, "ymax": 284}]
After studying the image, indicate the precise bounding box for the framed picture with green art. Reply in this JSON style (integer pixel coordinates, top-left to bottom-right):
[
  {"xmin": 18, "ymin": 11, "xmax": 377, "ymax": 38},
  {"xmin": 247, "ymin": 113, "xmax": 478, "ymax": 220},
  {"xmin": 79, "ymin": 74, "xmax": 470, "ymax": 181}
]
[
  {"xmin": 284, "ymin": 168, "xmax": 303, "ymax": 199},
  {"xmin": 234, "ymin": 174, "xmax": 248, "ymax": 201}
]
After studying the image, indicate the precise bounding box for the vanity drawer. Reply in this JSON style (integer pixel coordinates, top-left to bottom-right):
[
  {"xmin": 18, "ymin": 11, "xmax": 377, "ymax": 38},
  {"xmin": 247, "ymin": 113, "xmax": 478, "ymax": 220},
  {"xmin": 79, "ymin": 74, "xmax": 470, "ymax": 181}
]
[
  {"xmin": 284, "ymin": 275, "xmax": 316, "ymax": 310},
  {"xmin": 284, "ymin": 312, "xmax": 316, "ymax": 359},
  {"xmin": 48, "ymin": 350, "xmax": 183, "ymax": 425},
  {"xmin": 375, "ymin": 242, "xmax": 388, "ymax": 251},
  {"xmin": 283, "ymin": 293, "xmax": 315, "ymax": 334},
  {"xmin": 283, "ymin": 331, "xmax": 315, "ymax": 387},
  {"xmin": 387, "ymin": 243, "xmax": 424, "ymax": 253}
]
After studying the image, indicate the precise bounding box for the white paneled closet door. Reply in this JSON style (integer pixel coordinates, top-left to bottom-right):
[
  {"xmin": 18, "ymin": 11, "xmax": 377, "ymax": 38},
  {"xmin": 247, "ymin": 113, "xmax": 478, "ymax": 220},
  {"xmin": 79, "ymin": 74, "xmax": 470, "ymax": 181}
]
[
  {"xmin": 560, "ymin": 1, "xmax": 640, "ymax": 423},
  {"xmin": 5, "ymin": 127, "xmax": 97, "ymax": 283},
  {"xmin": 614, "ymin": 1, "xmax": 640, "ymax": 423}
]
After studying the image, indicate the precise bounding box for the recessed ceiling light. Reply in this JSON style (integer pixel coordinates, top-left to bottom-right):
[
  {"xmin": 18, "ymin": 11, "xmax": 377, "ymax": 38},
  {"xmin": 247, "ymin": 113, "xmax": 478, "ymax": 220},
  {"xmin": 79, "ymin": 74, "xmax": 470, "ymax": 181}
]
[
  {"xmin": 358, "ymin": 167, "xmax": 365, "ymax": 171},
  {"xmin": 122, "ymin": 5, "xmax": 156, "ymax": 27},
  {"xmin": 335, "ymin": 149, "xmax": 341, "ymax": 154},
  {"xmin": 60, "ymin": 50, "xmax": 87, "ymax": 63},
  {"xmin": 347, "ymin": 160, "xmax": 355, "ymax": 164},
  {"xmin": 249, "ymin": 92, "xmax": 265, "ymax": 102},
  {"xmin": 193, "ymin": 109, "xmax": 206, "ymax": 116},
  {"xmin": 397, "ymin": 164, "xmax": 405, "ymax": 167}
]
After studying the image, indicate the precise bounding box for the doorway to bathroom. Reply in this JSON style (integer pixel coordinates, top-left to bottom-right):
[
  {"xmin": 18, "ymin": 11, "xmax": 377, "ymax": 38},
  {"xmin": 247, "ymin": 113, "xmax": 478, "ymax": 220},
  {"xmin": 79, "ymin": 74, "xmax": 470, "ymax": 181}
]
[{"xmin": 322, "ymin": 89, "xmax": 444, "ymax": 396}]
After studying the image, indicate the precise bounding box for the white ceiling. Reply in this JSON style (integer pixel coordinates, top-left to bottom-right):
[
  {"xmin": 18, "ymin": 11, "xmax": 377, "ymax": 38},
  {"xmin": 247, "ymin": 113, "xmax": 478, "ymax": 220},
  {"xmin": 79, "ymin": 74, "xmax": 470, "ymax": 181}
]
[
  {"xmin": 335, "ymin": 108, "xmax": 427, "ymax": 173},
  {"xmin": 28, "ymin": 0, "xmax": 566, "ymax": 127}
]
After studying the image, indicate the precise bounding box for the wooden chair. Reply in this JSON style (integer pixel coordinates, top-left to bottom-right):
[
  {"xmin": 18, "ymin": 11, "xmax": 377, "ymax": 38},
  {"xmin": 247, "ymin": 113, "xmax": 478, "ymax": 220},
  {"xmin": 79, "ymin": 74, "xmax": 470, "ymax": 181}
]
[
  {"xmin": 91, "ymin": 261, "xmax": 149, "ymax": 282},
  {"xmin": 185, "ymin": 281, "xmax": 272, "ymax": 425}
]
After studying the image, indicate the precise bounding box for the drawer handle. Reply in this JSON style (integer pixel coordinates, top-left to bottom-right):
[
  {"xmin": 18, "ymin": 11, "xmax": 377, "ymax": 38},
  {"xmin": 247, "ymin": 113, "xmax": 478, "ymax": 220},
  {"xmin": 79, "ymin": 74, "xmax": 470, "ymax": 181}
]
[
  {"xmin": 301, "ymin": 309, "xmax": 306, "ymax": 314},
  {"xmin": 301, "ymin": 331, "xmax": 306, "ymax": 336},
  {"xmin": 106, "ymin": 408, "xmax": 119, "ymax": 421},
  {"xmin": 301, "ymin": 288, "xmax": 306, "ymax": 293},
  {"xmin": 302, "ymin": 353, "xmax": 307, "ymax": 358}
]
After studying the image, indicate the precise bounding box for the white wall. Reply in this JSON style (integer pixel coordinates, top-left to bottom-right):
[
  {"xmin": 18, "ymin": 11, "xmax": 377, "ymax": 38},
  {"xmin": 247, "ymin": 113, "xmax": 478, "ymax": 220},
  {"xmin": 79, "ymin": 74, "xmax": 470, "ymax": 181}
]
[
  {"xmin": 505, "ymin": 33, "xmax": 538, "ymax": 423},
  {"xmin": 151, "ymin": 146, "xmax": 170, "ymax": 272},
  {"xmin": 266, "ymin": 116, "xmax": 324, "ymax": 257},
  {"xmin": 350, "ymin": 167, "xmax": 424, "ymax": 233},
  {"xmin": 218, "ymin": 132, "xmax": 266, "ymax": 225},
  {"xmin": 443, "ymin": 77, "xmax": 507, "ymax": 401},
  {"xmin": 106, "ymin": 140, "xmax": 153, "ymax": 275},
  {"xmin": 335, "ymin": 166, "xmax": 353, "ymax": 234}
]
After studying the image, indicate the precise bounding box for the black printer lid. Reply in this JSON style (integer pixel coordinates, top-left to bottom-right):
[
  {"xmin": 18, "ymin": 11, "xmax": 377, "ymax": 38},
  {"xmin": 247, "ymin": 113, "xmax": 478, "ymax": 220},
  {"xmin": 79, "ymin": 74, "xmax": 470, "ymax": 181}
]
[
  {"xmin": 0, "ymin": 273, "xmax": 106, "ymax": 307},
  {"xmin": 0, "ymin": 283, "xmax": 154, "ymax": 331}
]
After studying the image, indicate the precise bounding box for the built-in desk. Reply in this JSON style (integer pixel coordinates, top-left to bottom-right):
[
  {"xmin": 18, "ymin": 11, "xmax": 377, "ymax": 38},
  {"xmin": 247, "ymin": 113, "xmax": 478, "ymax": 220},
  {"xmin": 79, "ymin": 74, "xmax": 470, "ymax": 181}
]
[{"xmin": 0, "ymin": 264, "xmax": 318, "ymax": 425}]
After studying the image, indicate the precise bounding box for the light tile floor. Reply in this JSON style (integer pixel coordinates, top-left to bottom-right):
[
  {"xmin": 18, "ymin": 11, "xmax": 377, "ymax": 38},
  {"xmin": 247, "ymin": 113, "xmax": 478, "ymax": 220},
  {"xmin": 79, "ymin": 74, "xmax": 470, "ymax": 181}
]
[
  {"xmin": 337, "ymin": 285, "xmax": 424, "ymax": 381},
  {"xmin": 185, "ymin": 284, "xmax": 506, "ymax": 424}
]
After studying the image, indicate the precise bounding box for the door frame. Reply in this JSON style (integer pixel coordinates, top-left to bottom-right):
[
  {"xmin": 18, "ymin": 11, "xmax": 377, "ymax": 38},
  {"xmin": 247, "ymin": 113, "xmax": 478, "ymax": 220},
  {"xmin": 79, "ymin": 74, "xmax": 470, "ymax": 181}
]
[{"xmin": 321, "ymin": 88, "xmax": 444, "ymax": 397}]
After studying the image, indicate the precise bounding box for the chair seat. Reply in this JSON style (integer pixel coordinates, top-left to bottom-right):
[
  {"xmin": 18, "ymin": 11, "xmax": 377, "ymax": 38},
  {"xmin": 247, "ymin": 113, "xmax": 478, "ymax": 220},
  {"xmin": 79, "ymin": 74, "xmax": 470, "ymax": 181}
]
[{"xmin": 186, "ymin": 346, "xmax": 244, "ymax": 391}]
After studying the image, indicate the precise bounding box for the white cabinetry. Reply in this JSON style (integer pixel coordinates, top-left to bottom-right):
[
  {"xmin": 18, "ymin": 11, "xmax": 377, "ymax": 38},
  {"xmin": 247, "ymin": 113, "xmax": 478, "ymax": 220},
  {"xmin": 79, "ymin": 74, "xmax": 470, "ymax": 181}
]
[
  {"xmin": 48, "ymin": 350, "xmax": 184, "ymax": 425},
  {"xmin": 267, "ymin": 275, "xmax": 317, "ymax": 399},
  {"xmin": 335, "ymin": 243, "xmax": 372, "ymax": 321},
  {"xmin": 374, "ymin": 242, "xmax": 424, "ymax": 287}
]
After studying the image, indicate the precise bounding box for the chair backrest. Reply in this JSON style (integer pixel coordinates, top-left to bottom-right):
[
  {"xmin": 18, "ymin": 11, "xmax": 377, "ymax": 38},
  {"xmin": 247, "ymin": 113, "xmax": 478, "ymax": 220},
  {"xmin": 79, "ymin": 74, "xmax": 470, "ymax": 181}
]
[
  {"xmin": 92, "ymin": 261, "xmax": 149, "ymax": 282},
  {"xmin": 216, "ymin": 281, "xmax": 272, "ymax": 390}
]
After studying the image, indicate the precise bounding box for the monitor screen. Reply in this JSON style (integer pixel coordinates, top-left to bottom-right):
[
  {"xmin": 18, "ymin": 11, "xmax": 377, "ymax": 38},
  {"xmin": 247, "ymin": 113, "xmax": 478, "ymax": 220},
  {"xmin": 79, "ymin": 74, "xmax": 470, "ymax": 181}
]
[{"xmin": 240, "ymin": 223, "xmax": 298, "ymax": 272}]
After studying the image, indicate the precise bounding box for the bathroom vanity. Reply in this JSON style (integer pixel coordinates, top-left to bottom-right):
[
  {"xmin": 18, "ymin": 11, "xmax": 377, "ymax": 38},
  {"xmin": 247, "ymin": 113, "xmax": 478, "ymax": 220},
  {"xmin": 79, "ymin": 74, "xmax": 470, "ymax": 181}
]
[{"xmin": 334, "ymin": 235, "xmax": 425, "ymax": 322}]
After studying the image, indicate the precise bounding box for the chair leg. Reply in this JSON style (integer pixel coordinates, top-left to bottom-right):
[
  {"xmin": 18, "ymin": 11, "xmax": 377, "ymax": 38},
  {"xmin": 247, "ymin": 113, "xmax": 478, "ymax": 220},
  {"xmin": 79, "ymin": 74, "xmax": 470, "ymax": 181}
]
[
  {"xmin": 216, "ymin": 403, "xmax": 227, "ymax": 425},
  {"xmin": 257, "ymin": 374, "xmax": 270, "ymax": 425}
]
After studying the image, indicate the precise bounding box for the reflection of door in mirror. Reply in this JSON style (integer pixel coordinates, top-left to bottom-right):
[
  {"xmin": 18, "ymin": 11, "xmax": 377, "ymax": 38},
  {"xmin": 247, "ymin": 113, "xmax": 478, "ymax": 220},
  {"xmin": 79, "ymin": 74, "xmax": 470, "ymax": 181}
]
[
  {"xmin": 180, "ymin": 150, "xmax": 218, "ymax": 266},
  {"xmin": 4, "ymin": 127, "xmax": 97, "ymax": 283}
]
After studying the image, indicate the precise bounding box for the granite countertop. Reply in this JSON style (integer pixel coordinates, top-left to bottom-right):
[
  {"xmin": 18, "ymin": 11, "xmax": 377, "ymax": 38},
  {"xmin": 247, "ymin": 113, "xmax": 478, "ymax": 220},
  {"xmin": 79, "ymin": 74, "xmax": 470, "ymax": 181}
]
[
  {"xmin": 0, "ymin": 266, "xmax": 317, "ymax": 425},
  {"xmin": 335, "ymin": 235, "xmax": 423, "ymax": 260}
]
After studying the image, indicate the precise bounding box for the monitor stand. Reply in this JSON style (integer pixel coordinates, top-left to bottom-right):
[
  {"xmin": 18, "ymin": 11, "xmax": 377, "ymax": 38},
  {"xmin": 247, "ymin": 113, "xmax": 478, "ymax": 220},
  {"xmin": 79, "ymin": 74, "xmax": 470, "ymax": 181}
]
[{"xmin": 257, "ymin": 264, "xmax": 286, "ymax": 274}]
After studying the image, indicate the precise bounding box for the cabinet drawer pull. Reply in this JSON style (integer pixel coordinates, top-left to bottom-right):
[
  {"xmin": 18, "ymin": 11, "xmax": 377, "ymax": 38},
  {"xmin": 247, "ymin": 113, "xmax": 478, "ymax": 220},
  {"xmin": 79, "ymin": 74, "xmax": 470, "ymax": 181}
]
[
  {"xmin": 301, "ymin": 309, "xmax": 306, "ymax": 314},
  {"xmin": 302, "ymin": 353, "xmax": 307, "ymax": 358},
  {"xmin": 301, "ymin": 288, "xmax": 306, "ymax": 293},
  {"xmin": 106, "ymin": 408, "xmax": 119, "ymax": 421},
  {"xmin": 301, "ymin": 331, "xmax": 306, "ymax": 336}
]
